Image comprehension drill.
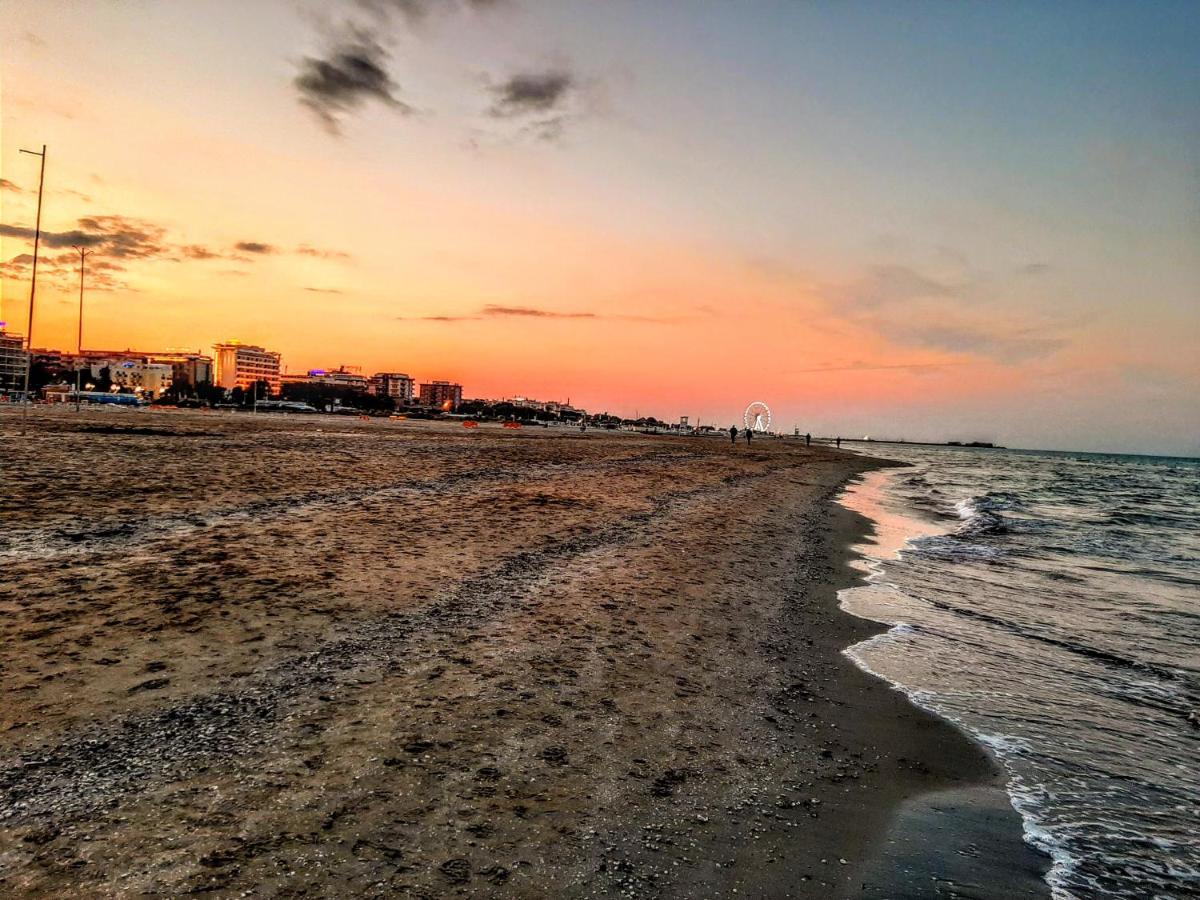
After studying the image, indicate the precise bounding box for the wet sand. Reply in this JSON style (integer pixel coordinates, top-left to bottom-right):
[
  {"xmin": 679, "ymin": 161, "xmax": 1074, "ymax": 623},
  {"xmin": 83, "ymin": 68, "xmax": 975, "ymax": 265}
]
[{"xmin": 0, "ymin": 408, "xmax": 1045, "ymax": 897}]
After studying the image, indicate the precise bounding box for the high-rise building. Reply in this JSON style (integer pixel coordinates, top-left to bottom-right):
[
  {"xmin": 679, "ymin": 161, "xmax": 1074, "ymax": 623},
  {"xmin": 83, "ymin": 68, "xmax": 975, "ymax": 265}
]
[
  {"xmin": 371, "ymin": 372, "xmax": 415, "ymax": 402},
  {"xmin": 213, "ymin": 342, "xmax": 281, "ymax": 393},
  {"xmin": 419, "ymin": 380, "xmax": 463, "ymax": 409},
  {"xmin": 0, "ymin": 329, "xmax": 28, "ymax": 390}
]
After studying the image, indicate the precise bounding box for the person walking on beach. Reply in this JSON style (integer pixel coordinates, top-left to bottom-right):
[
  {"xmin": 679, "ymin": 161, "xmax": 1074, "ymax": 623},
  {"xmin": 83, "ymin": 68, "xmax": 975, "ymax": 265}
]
[
  {"xmin": 836, "ymin": 436, "xmax": 841, "ymax": 448},
  {"xmin": 729, "ymin": 425, "xmax": 738, "ymax": 444},
  {"xmin": 805, "ymin": 432, "xmax": 811, "ymax": 446},
  {"xmin": 745, "ymin": 427, "xmax": 752, "ymax": 445}
]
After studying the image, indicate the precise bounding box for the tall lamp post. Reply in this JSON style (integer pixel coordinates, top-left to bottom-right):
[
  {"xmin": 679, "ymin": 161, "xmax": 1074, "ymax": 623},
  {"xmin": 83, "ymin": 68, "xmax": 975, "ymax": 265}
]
[
  {"xmin": 72, "ymin": 245, "xmax": 93, "ymax": 412},
  {"xmin": 17, "ymin": 144, "xmax": 46, "ymax": 432}
]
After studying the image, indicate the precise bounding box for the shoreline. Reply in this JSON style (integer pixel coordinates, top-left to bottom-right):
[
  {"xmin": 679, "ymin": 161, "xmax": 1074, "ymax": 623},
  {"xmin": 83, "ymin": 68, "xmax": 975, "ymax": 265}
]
[
  {"xmin": 0, "ymin": 408, "xmax": 1046, "ymax": 896},
  {"xmin": 833, "ymin": 466, "xmax": 1051, "ymax": 898}
]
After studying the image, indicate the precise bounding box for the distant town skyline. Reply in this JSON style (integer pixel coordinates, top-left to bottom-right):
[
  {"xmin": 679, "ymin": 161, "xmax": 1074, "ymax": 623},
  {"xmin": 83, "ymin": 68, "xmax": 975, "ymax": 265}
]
[{"xmin": 2, "ymin": 1, "xmax": 1198, "ymax": 454}]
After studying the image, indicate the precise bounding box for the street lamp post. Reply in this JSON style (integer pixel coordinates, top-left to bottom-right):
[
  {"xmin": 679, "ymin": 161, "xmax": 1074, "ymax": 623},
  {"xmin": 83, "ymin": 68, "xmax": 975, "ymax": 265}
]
[
  {"xmin": 17, "ymin": 144, "xmax": 46, "ymax": 433},
  {"xmin": 72, "ymin": 245, "xmax": 93, "ymax": 412}
]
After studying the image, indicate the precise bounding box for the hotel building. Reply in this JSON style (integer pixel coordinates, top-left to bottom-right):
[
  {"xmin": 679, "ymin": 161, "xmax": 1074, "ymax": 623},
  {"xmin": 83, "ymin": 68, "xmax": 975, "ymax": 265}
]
[
  {"xmin": 103, "ymin": 360, "xmax": 175, "ymax": 399},
  {"xmin": 80, "ymin": 349, "xmax": 213, "ymax": 387},
  {"xmin": 371, "ymin": 372, "xmax": 415, "ymax": 403},
  {"xmin": 419, "ymin": 380, "xmax": 463, "ymax": 408},
  {"xmin": 0, "ymin": 329, "xmax": 28, "ymax": 390},
  {"xmin": 213, "ymin": 342, "xmax": 282, "ymax": 393}
]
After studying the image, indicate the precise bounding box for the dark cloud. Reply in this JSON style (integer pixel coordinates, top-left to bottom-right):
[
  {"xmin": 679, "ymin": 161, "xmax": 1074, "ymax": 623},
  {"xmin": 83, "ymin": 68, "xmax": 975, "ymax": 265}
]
[
  {"xmin": 295, "ymin": 34, "xmax": 414, "ymax": 134},
  {"xmin": 397, "ymin": 313, "xmax": 481, "ymax": 321},
  {"xmin": 304, "ymin": 286, "xmax": 345, "ymax": 294},
  {"xmin": 297, "ymin": 244, "xmax": 353, "ymax": 261},
  {"xmin": 489, "ymin": 70, "xmax": 573, "ymax": 118},
  {"xmin": 482, "ymin": 303, "xmax": 594, "ymax": 319},
  {"xmin": 1, "ymin": 216, "xmax": 168, "ymax": 258},
  {"xmin": 0, "ymin": 215, "xmax": 306, "ymax": 292},
  {"xmin": 352, "ymin": 0, "xmax": 506, "ymax": 27},
  {"xmin": 399, "ymin": 304, "xmax": 678, "ymax": 323},
  {"xmin": 1, "ymin": 249, "xmax": 128, "ymax": 292},
  {"xmin": 181, "ymin": 245, "xmax": 221, "ymax": 260},
  {"xmin": 0, "ymin": 178, "xmax": 23, "ymax": 193},
  {"xmin": 234, "ymin": 241, "xmax": 277, "ymax": 254}
]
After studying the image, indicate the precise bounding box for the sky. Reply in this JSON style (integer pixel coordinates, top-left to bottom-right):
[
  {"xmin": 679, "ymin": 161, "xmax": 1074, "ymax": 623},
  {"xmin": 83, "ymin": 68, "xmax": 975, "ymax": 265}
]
[{"xmin": 1, "ymin": 0, "xmax": 1197, "ymax": 454}]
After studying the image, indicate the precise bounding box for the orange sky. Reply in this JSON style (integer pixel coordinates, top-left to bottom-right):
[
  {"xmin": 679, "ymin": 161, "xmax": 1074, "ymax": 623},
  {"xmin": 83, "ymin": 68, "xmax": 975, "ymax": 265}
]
[{"xmin": 2, "ymin": 1, "xmax": 1197, "ymax": 453}]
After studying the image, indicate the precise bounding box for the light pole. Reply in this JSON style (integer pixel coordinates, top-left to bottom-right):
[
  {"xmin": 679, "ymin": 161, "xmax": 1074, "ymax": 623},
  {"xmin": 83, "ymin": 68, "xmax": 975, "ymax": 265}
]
[
  {"xmin": 17, "ymin": 144, "xmax": 46, "ymax": 432},
  {"xmin": 72, "ymin": 245, "xmax": 93, "ymax": 412}
]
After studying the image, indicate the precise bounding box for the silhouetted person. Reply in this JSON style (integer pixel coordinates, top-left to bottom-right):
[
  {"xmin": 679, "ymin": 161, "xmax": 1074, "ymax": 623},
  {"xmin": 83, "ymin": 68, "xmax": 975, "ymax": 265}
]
[
  {"xmin": 805, "ymin": 432, "xmax": 811, "ymax": 446},
  {"xmin": 745, "ymin": 427, "xmax": 752, "ymax": 445},
  {"xmin": 836, "ymin": 436, "xmax": 841, "ymax": 448},
  {"xmin": 729, "ymin": 425, "xmax": 738, "ymax": 444}
]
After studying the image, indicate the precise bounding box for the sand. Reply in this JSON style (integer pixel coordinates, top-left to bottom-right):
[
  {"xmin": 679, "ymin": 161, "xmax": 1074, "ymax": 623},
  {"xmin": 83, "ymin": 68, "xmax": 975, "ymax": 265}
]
[{"xmin": 0, "ymin": 407, "xmax": 1047, "ymax": 897}]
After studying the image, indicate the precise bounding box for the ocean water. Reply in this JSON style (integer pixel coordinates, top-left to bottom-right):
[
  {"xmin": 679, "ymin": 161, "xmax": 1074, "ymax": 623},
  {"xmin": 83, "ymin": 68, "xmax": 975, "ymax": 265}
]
[{"xmin": 836, "ymin": 445, "xmax": 1200, "ymax": 899}]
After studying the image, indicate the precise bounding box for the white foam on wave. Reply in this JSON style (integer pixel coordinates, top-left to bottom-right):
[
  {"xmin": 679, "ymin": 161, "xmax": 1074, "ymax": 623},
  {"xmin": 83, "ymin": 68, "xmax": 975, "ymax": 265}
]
[
  {"xmin": 843, "ymin": 625, "xmax": 1085, "ymax": 899},
  {"xmin": 836, "ymin": 470, "xmax": 1080, "ymax": 899}
]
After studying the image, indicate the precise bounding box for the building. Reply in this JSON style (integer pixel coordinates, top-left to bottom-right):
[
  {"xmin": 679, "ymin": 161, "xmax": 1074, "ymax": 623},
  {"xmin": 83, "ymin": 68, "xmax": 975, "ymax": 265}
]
[
  {"xmin": 213, "ymin": 342, "xmax": 281, "ymax": 393},
  {"xmin": 103, "ymin": 360, "xmax": 174, "ymax": 399},
  {"xmin": 80, "ymin": 349, "xmax": 213, "ymax": 387},
  {"xmin": 504, "ymin": 396, "xmax": 585, "ymax": 419},
  {"xmin": 419, "ymin": 380, "xmax": 463, "ymax": 409},
  {"xmin": 306, "ymin": 367, "xmax": 370, "ymax": 392},
  {"xmin": 371, "ymin": 372, "xmax": 415, "ymax": 403},
  {"xmin": 0, "ymin": 329, "xmax": 28, "ymax": 390}
]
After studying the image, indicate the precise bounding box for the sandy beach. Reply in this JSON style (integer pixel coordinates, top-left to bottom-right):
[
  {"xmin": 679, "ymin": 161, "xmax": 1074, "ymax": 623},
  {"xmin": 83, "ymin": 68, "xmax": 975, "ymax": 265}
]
[{"xmin": 0, "ymin": 408, "xmax": 1046, "ymax": 897}]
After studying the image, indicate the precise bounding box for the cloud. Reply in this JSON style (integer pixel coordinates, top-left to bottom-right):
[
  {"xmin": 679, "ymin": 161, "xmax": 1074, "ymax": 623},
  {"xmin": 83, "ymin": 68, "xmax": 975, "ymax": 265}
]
[
  {"xmin": 397, "ymin": 313, "xmax": 481, "ymax": 321},
  {"xmin": 304, "ymin": 286, "xmax": 345, "ymax": 294},
  {"xmin": 489, "ymin": 70, "xmax": 573, "ymax": 117},
  {"xmin": 354, "ymin": 0, "xmax": 506, "ymax": 26},
  {"xmin": 1, "ymin": 216, "xmax": 168, "ymax": 258},
  {"xmin": 0, "ymin": 215, "xmax": 304, "ymax": 290},
  {"xmin": 481, "ymin": 303, "xmax": 594, "ymax": 319},
  {"xmin": 234, "ymin": 241, "xmax": 276, "ymax": 254},
  {"xmin": 297, "ymin": 244, "xmax": 353, "ymax": 261},
  {"xmin": 295, "ymin": 33, "xmax": 414, "ymax": 134},
  {"xmin": 818, "ymin": 260, "xmax": 1073, "ymax": 365},
  {"xmin": 1, "ymin": 249, "xmax": 128, "ymax": 292},
  {"xmin": 790, "ymin": 361, "xmax": 969, "ymax": 374},
  {"xmin": 886, "ymin": 323, "xmax": 1069, "ymax": 363},
  {"xmin": 181, "ymin": 244, "xmax": 221, "ymax": 260},
  {"xmin": 836, "ymin": 264, "xmax": 955, "ymax": 310},
  {"xmin": 399, "ymin": 304, "xmax": 680, "ymax": 323},
  {"xmin": 0, "ymin": 179, "xmax": 23, "ymax": 193}
]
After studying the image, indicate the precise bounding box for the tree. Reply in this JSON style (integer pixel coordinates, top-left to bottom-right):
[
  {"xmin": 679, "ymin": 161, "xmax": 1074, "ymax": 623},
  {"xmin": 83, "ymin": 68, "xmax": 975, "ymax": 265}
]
[{"xmin": 196, "ymin": 381, "xmax": 227, "ymax": 406}]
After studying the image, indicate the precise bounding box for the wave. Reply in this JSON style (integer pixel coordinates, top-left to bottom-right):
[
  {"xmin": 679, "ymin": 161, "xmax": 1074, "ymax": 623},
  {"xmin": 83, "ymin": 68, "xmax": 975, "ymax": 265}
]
[
  {"xmin": 838, "ymin": 453, "xmax": 1200, "ymax": 898},
  {"xmin": 952, "ymin": 492, "xmax": 1024, "ymax": 536}
]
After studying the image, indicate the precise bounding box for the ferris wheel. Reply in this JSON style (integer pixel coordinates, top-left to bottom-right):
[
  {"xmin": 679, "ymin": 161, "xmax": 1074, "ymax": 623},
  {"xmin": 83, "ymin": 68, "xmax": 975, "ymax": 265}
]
[{"xmin": 744, "ymin": 401, "xmax": 772, "ymax": 433}]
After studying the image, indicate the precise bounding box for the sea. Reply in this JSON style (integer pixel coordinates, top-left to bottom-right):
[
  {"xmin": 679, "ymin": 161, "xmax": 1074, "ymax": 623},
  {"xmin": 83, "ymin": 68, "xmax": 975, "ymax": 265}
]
[{"xmin": 836, "ymin": 444, "xmax": 1200, "ymax": 899}]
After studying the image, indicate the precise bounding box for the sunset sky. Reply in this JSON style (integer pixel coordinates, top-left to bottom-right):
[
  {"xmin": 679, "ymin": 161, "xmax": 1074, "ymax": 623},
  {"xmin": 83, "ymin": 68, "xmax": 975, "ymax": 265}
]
[{"xmin": 2, "ymin": 0, "xmax": 1197, "ymax": 454}]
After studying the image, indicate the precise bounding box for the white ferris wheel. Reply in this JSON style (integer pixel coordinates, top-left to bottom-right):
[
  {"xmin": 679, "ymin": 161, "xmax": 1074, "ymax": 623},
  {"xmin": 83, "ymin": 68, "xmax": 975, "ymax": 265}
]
[{"xmin": 744, "ymin": 401, "xmax": 772, "ymax": 433}]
